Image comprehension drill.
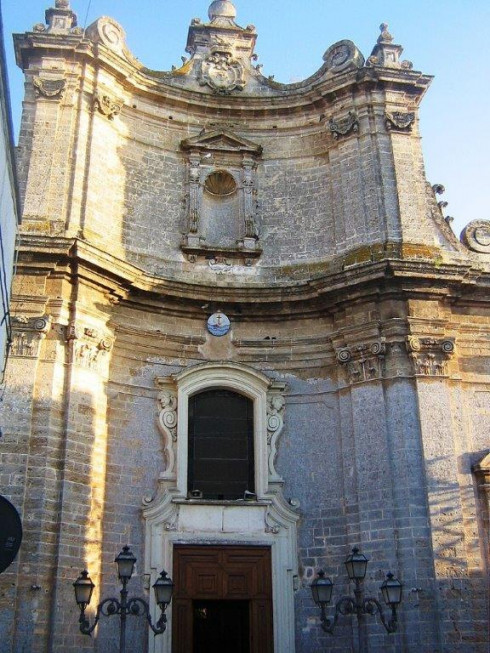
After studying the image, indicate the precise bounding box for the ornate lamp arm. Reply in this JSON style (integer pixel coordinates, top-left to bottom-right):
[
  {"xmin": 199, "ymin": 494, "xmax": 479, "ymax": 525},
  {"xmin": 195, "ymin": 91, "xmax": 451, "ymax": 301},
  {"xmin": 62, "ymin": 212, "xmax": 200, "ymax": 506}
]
[
  {"xmin": 320, "ymin": 596, "xmax": 357, "ymax": 634},
  {"xmin": 362, "ymin": 597, "xmax": 398, "ymax": 633},
  {"xmin": 126, "ymin": 597, "xmax": 168, "ymax": 635},
  {"xmin": 79, "ymin": 598, "xmax": 122, "ymax": 636}
]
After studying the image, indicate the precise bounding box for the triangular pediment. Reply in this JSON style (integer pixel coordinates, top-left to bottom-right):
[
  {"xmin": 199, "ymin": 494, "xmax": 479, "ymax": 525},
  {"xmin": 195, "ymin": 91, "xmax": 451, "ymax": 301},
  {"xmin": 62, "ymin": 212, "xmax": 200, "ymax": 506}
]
[{"xmin": 181, "ymin": 130, "xmax": 262, "ymax": 155}]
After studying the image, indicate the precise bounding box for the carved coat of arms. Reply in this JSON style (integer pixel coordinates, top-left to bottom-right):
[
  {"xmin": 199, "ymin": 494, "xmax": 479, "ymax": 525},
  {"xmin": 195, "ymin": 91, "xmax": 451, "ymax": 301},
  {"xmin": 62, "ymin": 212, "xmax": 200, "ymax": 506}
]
[{"xmin": 199, "ymin": 49, "xmax": 245, "ymax": 94}]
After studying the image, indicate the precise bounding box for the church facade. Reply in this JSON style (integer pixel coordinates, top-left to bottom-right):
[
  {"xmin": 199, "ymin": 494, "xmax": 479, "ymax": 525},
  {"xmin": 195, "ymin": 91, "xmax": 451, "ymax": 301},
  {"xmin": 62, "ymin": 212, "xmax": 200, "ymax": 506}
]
[{"xmin": 1, "ymin": 1, "xmax": 489, "ymax": 651}]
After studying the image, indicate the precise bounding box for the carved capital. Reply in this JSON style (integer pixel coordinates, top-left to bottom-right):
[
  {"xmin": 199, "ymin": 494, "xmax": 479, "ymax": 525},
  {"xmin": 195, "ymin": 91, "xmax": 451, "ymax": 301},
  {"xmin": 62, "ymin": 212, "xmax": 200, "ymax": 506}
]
[
  {"xmin": 336, "ymin": 341, "xmax": 386, "ymax": 384},
  {"xmin": 329, "ymin": 111, "xmax": 359, "ymax": 140},
  {"xmin": 407, "ymin": 337, "xmax": 455, "ymax": 376},
  {"xmin": 11, "ymin": 315, "xmax": 51, "ymax": 358}
]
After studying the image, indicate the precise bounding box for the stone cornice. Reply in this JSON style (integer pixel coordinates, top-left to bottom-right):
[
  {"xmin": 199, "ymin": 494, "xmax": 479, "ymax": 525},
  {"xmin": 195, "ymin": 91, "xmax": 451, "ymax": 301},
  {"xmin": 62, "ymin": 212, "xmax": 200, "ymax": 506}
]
[
  {"xmin": 15, "ymin": 234, "xmax": 490, "ymax": 316},
  {"xmin": 13, "ymin": 30, "xmax": 432, "ymax": 118}
]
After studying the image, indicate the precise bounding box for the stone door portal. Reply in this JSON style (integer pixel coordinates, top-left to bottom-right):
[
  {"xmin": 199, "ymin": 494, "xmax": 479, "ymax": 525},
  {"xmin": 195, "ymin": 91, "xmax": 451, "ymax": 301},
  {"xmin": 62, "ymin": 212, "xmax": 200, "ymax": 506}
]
[{"xmin": 172, "ymin": 546, "xmax": 273, "ymax": 653}]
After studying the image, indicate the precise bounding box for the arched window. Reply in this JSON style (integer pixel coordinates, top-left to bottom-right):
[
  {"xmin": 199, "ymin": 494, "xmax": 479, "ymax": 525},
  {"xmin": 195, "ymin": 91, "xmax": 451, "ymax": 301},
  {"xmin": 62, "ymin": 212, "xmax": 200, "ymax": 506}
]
[{"xmin": 188, "ymin": 389, "xmax": 254, "ymax": 500}]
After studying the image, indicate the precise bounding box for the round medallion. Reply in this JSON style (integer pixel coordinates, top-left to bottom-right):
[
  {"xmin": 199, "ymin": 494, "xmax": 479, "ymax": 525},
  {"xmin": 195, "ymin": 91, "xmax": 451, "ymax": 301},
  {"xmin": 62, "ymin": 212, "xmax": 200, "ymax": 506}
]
[
  {"xmin": 474, "ymin": 226, "xmax": 490, "ymax": 247},
  {"xmin": 323, "ymin": 40, "xmax": 364, "ymax": 73},
  {"xmin": 207, "ymin": 312, "xmax": 231, "ymax": 337}
]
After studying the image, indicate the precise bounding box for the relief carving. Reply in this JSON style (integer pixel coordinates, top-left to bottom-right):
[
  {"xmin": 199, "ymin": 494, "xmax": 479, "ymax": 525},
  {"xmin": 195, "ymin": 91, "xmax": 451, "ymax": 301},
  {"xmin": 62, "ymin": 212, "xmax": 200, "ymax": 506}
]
[
  {"xmin": 385, "ymin": 111, "xmax": 415, "ymax": 132},
  {"xmin": 67, "ymin": 323, "xmax": 114, "ymax": 371},
  {"xmin": 33, "ymin": 77, "xmax": 66, "ymax": 100},
  {"xmin": 267, "ymin": 392, "xmax": 286, "ymax": 479},
  {"xmin": 11, "ymin": 316, "xmax": 51, "ymax": 358},
  {"xmin": 199, "ymin": 48, "xmax": 245, "ymax": 94},
  {"xmin": 336, "ymin": 341, "xmax": 386, "ymax": 384},
  {"xmin": 407, "ymin": 337, "xmax": 455, "ymax": 376},
  {"xmin": 93, "ymin": 93, "xmax": 122, "ymax": 120},
  {"xmin": 329, "ymin": 111, "xmax": 359, "ymax": 140},
  {"xmin": 156, "ymin": 387, "xmax": 178, "ymax": 480}
]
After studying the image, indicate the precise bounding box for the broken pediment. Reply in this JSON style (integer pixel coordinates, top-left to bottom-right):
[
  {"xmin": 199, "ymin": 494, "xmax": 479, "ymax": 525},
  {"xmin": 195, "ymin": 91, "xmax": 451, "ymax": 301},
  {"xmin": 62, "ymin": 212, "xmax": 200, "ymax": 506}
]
[{"xmin": 181, "ymin": 130, "xmax": 263, "ymax": 155}]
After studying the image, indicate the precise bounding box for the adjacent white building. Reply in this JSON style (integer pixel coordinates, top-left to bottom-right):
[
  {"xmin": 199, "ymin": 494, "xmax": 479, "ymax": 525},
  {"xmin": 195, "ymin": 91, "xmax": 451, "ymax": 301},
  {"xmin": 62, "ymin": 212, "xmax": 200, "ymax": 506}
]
[{"xmin": 0, "ymin": 1, "xmax": 19, "ymax": 383}]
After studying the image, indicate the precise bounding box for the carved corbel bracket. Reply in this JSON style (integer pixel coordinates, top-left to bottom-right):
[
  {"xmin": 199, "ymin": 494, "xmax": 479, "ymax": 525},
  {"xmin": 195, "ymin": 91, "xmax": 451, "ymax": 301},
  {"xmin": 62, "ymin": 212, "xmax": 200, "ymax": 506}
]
[
  {"xmin": 385, "ymin": 111, "xmax": 415, "ymax": 132},
  {"xmin": 93, "ymin": 93, "xmax": 122, "ymax": 120},
  {"xmin": 329, "ymin": 111, "xmax": 359, "ymax": 140},
  {"xmin": 336, "ymin": 341, "xmax": 386, "ymax": 385},
  {"xmin": 33, "ymin": 76, "xmax": 66, "ymax": 100},
  {"xmin": 155, "ymin": 378, "xmax": 178, "ymax": 481},
  {"xmin": 407, "ymin": 337, "xmax": 455, "ymax": 376},
  {"xmin": 267, "ymin": 383, "xmax": 287, "ymax": 480},
  {"xmin": 11, "ymin": 315, "xmax": 52, "ymax": 358}
]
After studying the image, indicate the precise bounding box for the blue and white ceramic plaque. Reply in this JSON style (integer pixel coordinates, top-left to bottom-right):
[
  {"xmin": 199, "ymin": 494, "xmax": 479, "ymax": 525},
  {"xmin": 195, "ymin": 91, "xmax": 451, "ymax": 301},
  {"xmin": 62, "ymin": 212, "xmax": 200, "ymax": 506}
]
[{"xmin": 207, "ymin": 312, "xmax": 231, "ymax": 337}]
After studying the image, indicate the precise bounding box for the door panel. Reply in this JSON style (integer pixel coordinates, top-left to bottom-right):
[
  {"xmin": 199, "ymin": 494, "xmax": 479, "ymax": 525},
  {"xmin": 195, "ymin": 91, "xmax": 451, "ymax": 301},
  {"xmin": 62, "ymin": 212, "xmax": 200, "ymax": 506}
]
[{"xmin": 172, "ymin": 546, "xmax": 273, "ymax": 653}]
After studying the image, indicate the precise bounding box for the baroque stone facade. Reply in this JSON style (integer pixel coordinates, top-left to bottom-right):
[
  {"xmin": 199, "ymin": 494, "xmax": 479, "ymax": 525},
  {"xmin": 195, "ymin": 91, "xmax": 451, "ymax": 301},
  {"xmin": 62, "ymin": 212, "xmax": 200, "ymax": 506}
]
[{"xmin": 1, "ymin": 1, "xmax": 489, "ymax": 652}]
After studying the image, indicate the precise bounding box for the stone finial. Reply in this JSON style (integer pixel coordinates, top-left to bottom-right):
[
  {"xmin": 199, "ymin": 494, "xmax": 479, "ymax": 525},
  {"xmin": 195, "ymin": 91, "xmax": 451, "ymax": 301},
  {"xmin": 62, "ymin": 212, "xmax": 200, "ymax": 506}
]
[
  {"xmin": 45, "ymin": 0, "xmax": 78, "ymax": 33},
  {"xmin": 208, "ymin": 0, "xmax": 237, "ymax": 22},
  {"xmin": 368, "ymin": 21, "xmax": 412, "ymax": 69},
  {"xmin": 378, "ymin": 23, "xmax": 394, "ymax": 44}
]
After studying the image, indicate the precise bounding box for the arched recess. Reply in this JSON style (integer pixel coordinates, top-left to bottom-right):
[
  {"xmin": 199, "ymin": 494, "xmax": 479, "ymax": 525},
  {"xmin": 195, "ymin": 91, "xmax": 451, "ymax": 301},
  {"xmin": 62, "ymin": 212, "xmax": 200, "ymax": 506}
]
[{"xmin": 143, "ymin": 361, "xmax": 300, "ymax": 653}]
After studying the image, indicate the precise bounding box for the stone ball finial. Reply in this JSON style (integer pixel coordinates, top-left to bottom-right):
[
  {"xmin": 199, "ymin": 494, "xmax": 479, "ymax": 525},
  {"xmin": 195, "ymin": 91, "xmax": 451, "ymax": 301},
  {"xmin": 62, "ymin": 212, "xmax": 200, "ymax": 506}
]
[
  {"xmin": 55, "ymin": 0, "xmax": 70, "ymax": 7},
  {"xmin": 208, "ymin": 0, "xmax": 237, "ymax": 21},
  {"xmin": 378, "ymin": 23, "xmax": 394, "ymax": 43}
]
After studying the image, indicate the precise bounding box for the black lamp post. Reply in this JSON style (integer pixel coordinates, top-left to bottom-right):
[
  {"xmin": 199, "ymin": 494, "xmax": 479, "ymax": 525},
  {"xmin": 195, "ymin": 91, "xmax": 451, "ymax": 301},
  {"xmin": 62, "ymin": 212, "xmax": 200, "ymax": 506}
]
[
  {"xmin": 73, "ymin": 546, "xmax": 173, "ymax": 653},
  {"xmin": 311, "ymin": 547, "xmax": 402, "ymax": 653}
]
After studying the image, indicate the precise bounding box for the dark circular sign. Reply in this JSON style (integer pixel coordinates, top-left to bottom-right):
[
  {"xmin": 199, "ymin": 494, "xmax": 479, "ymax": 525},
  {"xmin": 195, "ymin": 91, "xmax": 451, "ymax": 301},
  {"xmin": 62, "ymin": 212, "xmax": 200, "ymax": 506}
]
[{"xmin": 0, "ymin": 496, "xmax": 22, "ymax": 574}]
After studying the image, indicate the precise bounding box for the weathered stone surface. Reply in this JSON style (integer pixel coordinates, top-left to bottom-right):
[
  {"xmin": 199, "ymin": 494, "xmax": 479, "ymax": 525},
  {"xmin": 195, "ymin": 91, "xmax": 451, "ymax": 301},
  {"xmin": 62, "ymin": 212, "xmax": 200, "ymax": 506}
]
[{"xmin": 1, "ymin": 2, "xmax": 489, "ymax": 653}]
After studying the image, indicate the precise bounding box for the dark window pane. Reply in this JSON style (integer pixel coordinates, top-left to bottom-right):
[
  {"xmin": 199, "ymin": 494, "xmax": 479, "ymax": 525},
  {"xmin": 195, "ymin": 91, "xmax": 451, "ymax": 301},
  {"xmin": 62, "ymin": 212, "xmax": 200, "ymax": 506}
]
[{"xmin": 188, "ymin": 390, "xmax": 254, "ymax": 500}]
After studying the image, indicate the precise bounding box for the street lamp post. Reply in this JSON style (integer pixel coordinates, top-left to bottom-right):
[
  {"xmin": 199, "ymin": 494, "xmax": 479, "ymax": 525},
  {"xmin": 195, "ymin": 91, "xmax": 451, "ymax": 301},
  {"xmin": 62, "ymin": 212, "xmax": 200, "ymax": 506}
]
[
  {"xmin": 73, "ymin": 545, "xmax": 173, "ymax": 653},
  {"xmin": 311, "ymin": 547, "xmax": 402, "ymax": 653}
]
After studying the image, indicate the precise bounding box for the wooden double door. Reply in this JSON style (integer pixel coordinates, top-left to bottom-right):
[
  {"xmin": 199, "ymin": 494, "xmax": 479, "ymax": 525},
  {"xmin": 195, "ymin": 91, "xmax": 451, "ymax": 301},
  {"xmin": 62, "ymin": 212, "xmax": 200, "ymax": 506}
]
[{"xmin": 172, "ymin": 546, "xmax": 273, "ymax": 653}]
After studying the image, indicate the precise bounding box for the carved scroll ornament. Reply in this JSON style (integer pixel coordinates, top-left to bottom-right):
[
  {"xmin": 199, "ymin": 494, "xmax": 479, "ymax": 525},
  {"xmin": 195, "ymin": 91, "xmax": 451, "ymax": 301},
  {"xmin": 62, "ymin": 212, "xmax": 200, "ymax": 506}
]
[
  {"xmin": 267, "ymin": 393, "xmax": 285, "ymax": 479},
  {"xmin": 385, "ymin": 111, "xmax": 415, "ymax": 132},
  {"xmin": 33, "ymin": 77, "xmax": 66, "ymax": 100},
  {"xmin": 156, "ymin": 390, "xmax": 178, "ymax": 480},
  {"xmin": 93, "ymin": 93, "xmax": 122, "ymax": 120},
  {"xmin": 329, "ymin": 111, "xmax": 359, "ymax": 140}
]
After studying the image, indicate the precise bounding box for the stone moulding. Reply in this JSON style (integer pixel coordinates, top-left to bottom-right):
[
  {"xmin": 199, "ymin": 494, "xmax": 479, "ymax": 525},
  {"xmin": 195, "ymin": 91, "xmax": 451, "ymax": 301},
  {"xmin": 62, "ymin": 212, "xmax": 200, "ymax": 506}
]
[
  {"xmin": 385, "ymin": 111, "xmax": 415, "ymax": 132},
  {"xmin": 406, "ymin": 336, "xmax": 455, "ymax": 376},
  {"xmin": 329, "ymin": 111, "xmax": 359, "ymax": 140}
]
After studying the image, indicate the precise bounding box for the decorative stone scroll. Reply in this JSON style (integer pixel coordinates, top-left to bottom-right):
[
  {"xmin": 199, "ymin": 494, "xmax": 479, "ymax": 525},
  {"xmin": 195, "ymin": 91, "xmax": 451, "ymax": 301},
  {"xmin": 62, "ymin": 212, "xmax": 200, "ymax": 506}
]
[
  {"xmin": 329, "ymin": 111, "xmax": 359, "ymax": 140},
  {"xmin": 33, "ymin": 77, "xmax": 66, "ymax": 100},
  {"xmin": 93, "ymin": 93, "xmax": 122, "ymax": 120},
  {"xmin": 461, "ymin": 220, "xmax": 490, "ymax": 254},
  {"xmin": 267, "ymin": 391, "xmax": 286, "ymax": 480},
  {"xmin": 336, "ymin": 341, "xmax": 386, "ymax": 384},
  {"xmin": 385, "ymin": 111, "xmax": 415, "ymax": 132},
  {"xmin": 11, "ymin": 316, "xmax": 51, "ymax": 358},
  {"xmin": 407, "ymin": 337, "xmax": 455, "ymax": 376},
  {"xmin": 155, "ymin": 379, "xmax": 178, "ymax": 481}
]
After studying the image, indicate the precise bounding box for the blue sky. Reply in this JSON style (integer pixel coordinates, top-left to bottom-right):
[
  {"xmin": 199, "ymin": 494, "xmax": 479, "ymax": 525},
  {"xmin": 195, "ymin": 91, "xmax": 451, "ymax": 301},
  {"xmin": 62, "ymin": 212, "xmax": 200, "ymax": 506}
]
[{"xmin": 2, "ymin": 0, "xmax": 490, "ymax": 237}]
